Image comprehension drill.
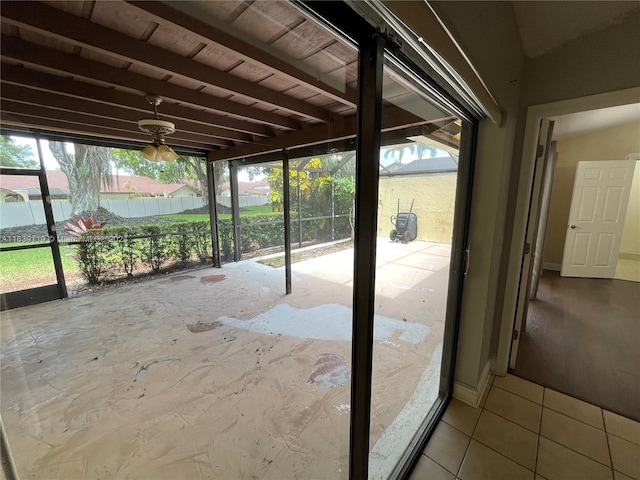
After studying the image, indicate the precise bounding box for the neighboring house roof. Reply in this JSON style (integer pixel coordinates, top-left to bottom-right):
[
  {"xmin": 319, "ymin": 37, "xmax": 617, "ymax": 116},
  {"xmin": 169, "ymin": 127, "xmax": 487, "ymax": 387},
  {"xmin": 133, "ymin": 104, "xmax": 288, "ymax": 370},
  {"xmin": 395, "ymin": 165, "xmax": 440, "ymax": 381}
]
[
  {"xmin": 380, "ymin": 161, "xmax": 403, "ymax": 173},
  {"xmin": 19, "ymin": 186, "xmax": 70, "ymax": 196},
  {"xmin": 219, "ymin": 181, "xmax": 271, "ymax": 195},
  {"xmin": 0, "ymin": 170, "xmax": 198, "ymax": 196},
  {"xmin": 391, "ymin": 156, "xmax": 459, "ymax": 174}
]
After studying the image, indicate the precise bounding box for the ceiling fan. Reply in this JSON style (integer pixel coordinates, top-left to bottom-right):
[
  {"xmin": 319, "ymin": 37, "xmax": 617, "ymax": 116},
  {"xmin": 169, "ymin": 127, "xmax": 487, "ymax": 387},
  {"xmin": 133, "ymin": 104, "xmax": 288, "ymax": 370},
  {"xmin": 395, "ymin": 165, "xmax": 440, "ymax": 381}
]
[{"xmin": 138, "ymin": 95, "xmax": 180, "ymax": 163}]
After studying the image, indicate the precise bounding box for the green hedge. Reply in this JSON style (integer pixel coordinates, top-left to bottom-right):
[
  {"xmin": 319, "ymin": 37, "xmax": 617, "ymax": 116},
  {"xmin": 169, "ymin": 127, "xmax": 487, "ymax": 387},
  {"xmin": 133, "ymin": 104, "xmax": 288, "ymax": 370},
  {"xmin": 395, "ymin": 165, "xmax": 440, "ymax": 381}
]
[
  {"xmin": 75, "ymin": 221, "xmax": 210, "ymax": 284},
  {"xmin": 75, "ymin": 214, "xmax": 353, "ymax": 282},
  {"xmin": 216, "ymin": 213, "xmax": 352, "ymax": 262}
]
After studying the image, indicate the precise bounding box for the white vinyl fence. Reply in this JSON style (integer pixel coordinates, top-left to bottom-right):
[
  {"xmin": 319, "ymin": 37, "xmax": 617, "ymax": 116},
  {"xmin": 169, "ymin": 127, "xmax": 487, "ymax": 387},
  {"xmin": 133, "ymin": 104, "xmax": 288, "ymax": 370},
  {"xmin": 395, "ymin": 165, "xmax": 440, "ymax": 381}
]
[
  {"xmin": 0, "ymin": 197, "xmax": 205, "ymax": 228},
  {"xmin": 215, "ymin": 194, "xmax": 268, "ymax": 208},
  {"xmin": 1, "ymin": 195, "xmax": 269, "ymax": 228}
]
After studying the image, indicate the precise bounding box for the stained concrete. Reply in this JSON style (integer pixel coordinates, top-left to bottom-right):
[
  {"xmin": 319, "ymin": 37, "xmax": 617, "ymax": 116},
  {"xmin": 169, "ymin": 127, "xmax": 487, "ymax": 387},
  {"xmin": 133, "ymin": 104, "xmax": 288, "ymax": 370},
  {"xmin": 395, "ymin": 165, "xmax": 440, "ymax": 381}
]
[{"xmin": 0, "ymin": 239, "xmax": 450, "ymax": 479}]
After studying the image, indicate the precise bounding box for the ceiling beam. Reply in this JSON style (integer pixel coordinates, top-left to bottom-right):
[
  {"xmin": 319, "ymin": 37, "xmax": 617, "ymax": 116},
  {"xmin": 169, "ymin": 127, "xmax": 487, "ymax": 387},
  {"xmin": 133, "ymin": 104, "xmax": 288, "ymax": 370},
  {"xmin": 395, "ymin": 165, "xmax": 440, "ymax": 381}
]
[
  {"xmin": 0, "ymin": 84, "xmax": 241, "ymax": 146},
  {"xmin": 210, "ymin": 117, "xmax": 356, "ymax": 162},
  {"xmin": 209, "ymin": 105, "xmax": 432, "ymax": 162},
  {"xmin": 126, "ymin": 1, "xmax": 358, "ymax": 108},
  {"xmin": 0, "ymin": 112, "xmax": 215, "ymax": 150},
  {"xmin": 0, "ymin": 100, "xmax": 229, "ymax": 148},
  {"xmin": 0, "ymin": 65, "xmax": 274, "ymax": 138},
  {"xmin": 1, "ymin": 1, "xmax": 336, "ymax": 122},
  {"xmin": 1, "ymin": 35, "xmax": 301, "ymax": 131}
]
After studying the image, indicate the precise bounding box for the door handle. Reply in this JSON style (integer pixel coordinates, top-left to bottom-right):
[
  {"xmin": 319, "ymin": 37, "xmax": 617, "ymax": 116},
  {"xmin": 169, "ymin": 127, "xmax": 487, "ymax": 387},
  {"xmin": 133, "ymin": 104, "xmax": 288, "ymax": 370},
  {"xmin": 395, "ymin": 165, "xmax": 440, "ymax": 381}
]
[
  {"xmin": 569, "ymin": 224, "xmax": 582, "ymax": 229},
  {"xmin": 464, "ymin": 246, "xmax": 470, "ymax": 276}
]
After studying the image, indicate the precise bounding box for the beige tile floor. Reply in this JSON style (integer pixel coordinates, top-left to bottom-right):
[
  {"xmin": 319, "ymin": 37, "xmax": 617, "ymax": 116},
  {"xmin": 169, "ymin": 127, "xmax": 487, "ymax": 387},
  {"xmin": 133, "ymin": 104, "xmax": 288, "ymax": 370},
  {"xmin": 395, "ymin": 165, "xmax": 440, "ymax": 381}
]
[{"xmin": 410, "ymin": 374, "xmax": 640, "ymax": 480}]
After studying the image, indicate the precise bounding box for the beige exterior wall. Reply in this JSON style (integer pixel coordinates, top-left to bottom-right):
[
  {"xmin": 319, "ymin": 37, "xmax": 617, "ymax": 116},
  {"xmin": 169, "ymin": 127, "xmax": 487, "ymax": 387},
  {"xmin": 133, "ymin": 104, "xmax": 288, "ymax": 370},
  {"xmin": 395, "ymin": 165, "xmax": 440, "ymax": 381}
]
[
  {"xmin": 377, "ymin": 174, "xmax": 457, "ymax": 244},
  {"xmin": 543, "ymin": 120, "xmax": 640, "ymax": 265}
]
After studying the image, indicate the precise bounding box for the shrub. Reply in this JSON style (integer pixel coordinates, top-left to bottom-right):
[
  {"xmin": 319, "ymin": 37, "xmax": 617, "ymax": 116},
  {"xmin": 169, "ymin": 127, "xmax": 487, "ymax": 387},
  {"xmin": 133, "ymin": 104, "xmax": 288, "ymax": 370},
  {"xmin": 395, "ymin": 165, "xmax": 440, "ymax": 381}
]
[
  {"xmin": 71, "ymin": 213, "xmax": 350, "ymax": 284},
  {"xmin": 76, "ymin": 230, "xmax": 114, "ymax": 284},
  {"xmin": 110, "ymin": 226, "xmax": 142, "ymax": 276},
  {"xmin": 190, "ymin": 221, "xmax": 211, "ymax": 262}
]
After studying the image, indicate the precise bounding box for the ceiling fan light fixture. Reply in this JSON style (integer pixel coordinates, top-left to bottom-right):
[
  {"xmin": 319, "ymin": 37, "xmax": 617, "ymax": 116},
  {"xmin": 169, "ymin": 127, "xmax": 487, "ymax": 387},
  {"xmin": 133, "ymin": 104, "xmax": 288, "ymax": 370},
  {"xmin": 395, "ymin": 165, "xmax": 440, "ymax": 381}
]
[
  {"xmin": 157, "ymin": 144, "xmax": 179, "ymax": 163},
  {"xmin": 138, "ymin": 95, "xmax": 179, "ymax": 162},
  {"xmin": 141, "ymin": 144, "xmax": 160, "ymax": 162},
  {"xmin": 138, "ymin": 118, "xmax": 176, "ymax": 136}
]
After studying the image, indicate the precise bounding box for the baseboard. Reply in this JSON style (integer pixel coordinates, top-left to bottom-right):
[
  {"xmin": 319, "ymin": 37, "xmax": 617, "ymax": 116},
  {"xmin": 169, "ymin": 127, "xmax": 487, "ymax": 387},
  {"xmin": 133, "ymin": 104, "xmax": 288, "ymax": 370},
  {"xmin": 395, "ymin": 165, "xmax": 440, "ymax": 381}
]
[
  {"xmin": 544, "ymin": 256, "xmax": 639, "ymax": 270},
  {"xmin": 453, "ymin": 361, "xmax": 491, "ymax": 408}
]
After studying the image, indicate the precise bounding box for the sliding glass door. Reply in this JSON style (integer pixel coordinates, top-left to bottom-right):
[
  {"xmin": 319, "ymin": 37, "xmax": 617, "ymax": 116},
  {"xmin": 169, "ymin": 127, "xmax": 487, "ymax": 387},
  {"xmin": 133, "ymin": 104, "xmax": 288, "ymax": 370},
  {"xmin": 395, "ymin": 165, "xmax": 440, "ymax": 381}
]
[
  {"xmin": 0, "ymin": 2, "xmax": 476, "ymax": 480},
  {"xmin": 368, "ymin": 55, "xmax": 473, "ymax": 478}
]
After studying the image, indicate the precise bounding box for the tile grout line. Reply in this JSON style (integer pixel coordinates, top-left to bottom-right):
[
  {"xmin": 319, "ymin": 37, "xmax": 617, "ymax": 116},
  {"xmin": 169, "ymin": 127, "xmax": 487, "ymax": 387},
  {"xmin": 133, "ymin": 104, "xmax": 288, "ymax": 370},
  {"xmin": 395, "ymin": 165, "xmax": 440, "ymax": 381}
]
[
  {"xmin": 420, "ymin": 453, "xmax": 458, "ymax": 478},
  {"xmin": 483, "ymin": 403, "xmax": 541, "ymax": 435},
  {"xmin": 601, "ymin": 406, "xmax": 615, "ymax": 479},
  {"xmin": 534, "ymin": 387, "xmax": 546, "ymax": 477},
  {"xmin": 461, "ymin": 382, "xmax": 535, "ymax": 478},
  {"xmin": 536, "ymin": 407, "xmax": 615, "ymax": 470},
  {"xmin": 607, "ymin": 430, "xmax": 640, "ymax": 446},
  {"xmin": 469, "ymin": 426, "xmax": 539, "ymax": 475},
  {"xmin": 491, "ymin": 382, "xmax": 543, "ymax": 406},
  {"xmin": 541, "ymin": 436, "xmax": 616, "ymax": 471},
  {"xmin": 455, "ymin": 387, "xmax": 487, "ymax": 478},
  {"xmin": 483, "ymin": 385, "xmax": 615, "ymax": 474},
  {"xmin": 542, "ymin": 403, "xmax": 606, "ymax": 431}
]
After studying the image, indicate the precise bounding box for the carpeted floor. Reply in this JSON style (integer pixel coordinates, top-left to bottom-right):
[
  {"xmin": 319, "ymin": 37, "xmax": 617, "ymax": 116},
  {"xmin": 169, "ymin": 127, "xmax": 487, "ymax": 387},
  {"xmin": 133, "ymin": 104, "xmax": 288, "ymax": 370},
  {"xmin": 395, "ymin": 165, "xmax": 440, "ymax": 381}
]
[{"xmin": 513, "ymin": 270, "xmax": 640, "ymax": 421}]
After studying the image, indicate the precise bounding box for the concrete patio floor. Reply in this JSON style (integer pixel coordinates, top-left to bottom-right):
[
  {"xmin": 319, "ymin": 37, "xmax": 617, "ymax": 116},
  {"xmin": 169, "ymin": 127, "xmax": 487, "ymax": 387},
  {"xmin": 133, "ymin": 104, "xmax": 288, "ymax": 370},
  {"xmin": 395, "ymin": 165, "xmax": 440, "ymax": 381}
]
[{"xmin": 0, "ymin": 238, "xmax": 451, "ymax": 480}]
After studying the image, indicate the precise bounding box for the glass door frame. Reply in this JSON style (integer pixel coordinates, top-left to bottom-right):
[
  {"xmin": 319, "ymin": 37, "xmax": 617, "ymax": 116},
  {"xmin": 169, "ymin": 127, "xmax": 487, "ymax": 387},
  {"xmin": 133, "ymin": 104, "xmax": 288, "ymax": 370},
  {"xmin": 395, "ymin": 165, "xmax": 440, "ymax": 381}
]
[
  {"xmin": 1, "ymin": 2, "xmax": 479, "ymax": 475},
  {"xmin": 0, "ymin": 134, "xmax": 67, "ymax": 310},
  {"xmin": 297, "ymin": 2, "xmax": 478, "ymax": 478}
]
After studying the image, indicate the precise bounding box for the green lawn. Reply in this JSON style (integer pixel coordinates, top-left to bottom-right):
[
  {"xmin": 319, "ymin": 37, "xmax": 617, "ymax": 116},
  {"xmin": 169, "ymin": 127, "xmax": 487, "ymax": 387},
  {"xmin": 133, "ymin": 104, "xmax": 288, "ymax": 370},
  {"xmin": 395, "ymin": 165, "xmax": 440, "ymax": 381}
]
[
  {"xmin": 2, "ymin": 205, "xmax": 276, "ymax": 286},
  {"xmin": 160, "ymin": 205, "xmax": 274, "ymax": 223},
  {"xmin": 1, "ymin": 244, "xmax": 79, "ymax": 282},
  {"xmin": 241, "ymin": 205, "xmax": 273, "ymax": 215}
]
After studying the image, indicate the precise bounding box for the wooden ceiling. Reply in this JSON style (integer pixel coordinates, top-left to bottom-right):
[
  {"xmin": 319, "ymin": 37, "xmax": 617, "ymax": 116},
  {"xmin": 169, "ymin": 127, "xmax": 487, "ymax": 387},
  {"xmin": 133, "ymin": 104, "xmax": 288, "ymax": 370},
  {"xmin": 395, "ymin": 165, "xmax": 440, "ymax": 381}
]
[{"xmin": 0, "ymin": 1, "xmax": 443, "ymax": 162}]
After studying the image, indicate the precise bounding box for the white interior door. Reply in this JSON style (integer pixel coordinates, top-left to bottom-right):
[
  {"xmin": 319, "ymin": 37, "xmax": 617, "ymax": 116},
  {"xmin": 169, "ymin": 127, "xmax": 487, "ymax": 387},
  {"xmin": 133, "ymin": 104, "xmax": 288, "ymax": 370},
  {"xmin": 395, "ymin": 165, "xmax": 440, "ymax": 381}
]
[
  {"xmin": 509, "ymin": 119, "xmax": 554, "ymax": 369},
  {"xmin": 529, "ymin": 140, "xmax": 557, "ymax": 300},
  {"xmin": 561, "ymin": 160, "xmax": 636, "ymax": 278}
]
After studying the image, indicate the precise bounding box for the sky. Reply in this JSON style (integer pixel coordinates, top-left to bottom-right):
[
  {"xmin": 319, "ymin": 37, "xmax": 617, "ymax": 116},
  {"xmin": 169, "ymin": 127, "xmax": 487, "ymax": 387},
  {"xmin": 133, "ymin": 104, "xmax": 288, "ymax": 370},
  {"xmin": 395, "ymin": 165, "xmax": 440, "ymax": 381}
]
[{"xmin": 11, "ymin": 136, "xmax": 60, "ymax": 170}]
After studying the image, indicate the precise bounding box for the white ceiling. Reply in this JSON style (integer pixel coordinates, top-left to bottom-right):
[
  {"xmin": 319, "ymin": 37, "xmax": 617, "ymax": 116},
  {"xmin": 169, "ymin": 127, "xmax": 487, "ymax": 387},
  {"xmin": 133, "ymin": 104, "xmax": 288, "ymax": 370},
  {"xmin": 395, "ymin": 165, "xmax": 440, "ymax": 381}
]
[
  {"xmin": 512, "ymin": 1, "xmax": 640, "ymax": 58},
  {"xmin": 551, "ymin": 103, "xmax": 640, "ymax": 140}
]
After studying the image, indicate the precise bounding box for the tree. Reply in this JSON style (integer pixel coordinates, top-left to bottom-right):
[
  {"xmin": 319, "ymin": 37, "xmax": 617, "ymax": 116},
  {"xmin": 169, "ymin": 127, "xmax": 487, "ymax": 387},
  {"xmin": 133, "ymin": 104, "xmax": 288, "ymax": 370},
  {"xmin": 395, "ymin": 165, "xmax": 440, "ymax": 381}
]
[
  {"xmin": 111, "ymin": 149, "xmax": 224, "ymax": 205},
  {"xmin": 182, "ymin": 156, "xmax": 207, "ymax": 199},
  {"xmin": 180, "ymin": 157, "xmax": 226, "ymax": 205},
  {"xmin": 49, "ymin": 142, "xmax": 113, "ymax": 215},
  {"xmin": 111, "ymin": 148, "xmax": 187, "ymax": 184},
  {"xmin": 0, "ymin": 135, "xmax": 38, "ymax": 168}
]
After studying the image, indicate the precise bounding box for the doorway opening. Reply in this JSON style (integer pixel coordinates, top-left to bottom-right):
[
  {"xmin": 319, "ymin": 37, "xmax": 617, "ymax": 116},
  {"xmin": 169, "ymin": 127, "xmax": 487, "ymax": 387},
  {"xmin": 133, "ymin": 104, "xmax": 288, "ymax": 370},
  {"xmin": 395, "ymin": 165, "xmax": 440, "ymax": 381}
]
[{"xmin": 507, "ymin": 100, "xmax": 640, "ymax": 421}]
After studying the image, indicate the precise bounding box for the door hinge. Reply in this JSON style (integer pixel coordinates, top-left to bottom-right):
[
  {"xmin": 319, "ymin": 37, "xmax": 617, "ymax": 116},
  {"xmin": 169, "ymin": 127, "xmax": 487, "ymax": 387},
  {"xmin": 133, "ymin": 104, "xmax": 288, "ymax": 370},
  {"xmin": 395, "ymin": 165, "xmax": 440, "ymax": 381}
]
[
  {"xmin": 512, "ymin": 330, "xmax": 519, "ymax": 340},
  {"xmin": 536, "ymin": 144, "xmax": 544, "ymax": 158},
  {"xmin": 524, "ymin": 243, "xmax": 531, "ymax": 254}
]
